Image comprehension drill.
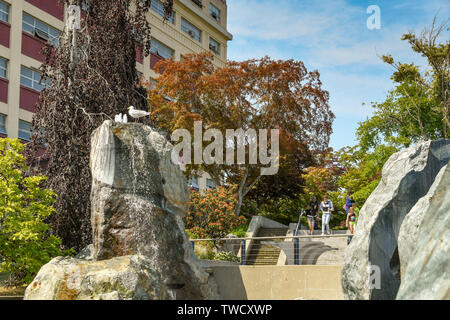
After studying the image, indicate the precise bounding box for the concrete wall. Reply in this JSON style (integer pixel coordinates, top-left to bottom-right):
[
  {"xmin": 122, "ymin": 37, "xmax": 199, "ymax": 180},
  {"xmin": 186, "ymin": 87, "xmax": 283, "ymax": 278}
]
[{"xmin": 210, "ymin": 265, "xmax": 344, "ymax": 300}]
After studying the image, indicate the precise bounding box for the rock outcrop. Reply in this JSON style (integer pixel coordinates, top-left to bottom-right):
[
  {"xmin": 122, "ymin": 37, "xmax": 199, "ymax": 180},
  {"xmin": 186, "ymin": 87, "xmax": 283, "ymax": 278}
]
[
  {"xmin": 24, "ymin": 256, "xmax": 168, "ymax": 300},
  {"xmin": 397, "ymin": 164, "xmax": 448, "ymax": 279},
  {"xmin": 24, "ymin": 121, "xmax": 219, "ymax": 300},
  {"xmin": 342, "ymin": 139, "xmax": 450, "ymax": 300},
  {"xmin": 397, "ymin": 164, "xmax": 450, "ymax": 299}
]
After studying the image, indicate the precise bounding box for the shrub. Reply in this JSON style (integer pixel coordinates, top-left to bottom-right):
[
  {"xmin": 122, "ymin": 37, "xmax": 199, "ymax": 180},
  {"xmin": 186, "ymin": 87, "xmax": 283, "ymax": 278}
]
[
  {"xmin": 185, "ymin": 185, "xmax": 247, "ymax": 239},
  {"xmin": 0, "ymin": 138, "xmax": 69, "ymax": 285},
  {"xmin": 214, "ymin": 251, "xmax": 240, "ymax": 262}
]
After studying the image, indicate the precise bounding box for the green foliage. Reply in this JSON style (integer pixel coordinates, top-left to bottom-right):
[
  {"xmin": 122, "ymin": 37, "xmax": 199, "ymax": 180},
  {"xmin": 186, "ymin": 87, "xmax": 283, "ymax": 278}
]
[
  {"xmin": 213, "ymin": 251, "xmax": 240, "ymax": 262},
  {"xmin": 360, "ymin": 18, "xmax": 449, "ymax": 149},
  {"xmin": 257, "ymin": 196, "xmax": 306, "ymax": 226},
  {"xmin": 230, "ymin": 220, "xmax": 249, "ymax": 238},
  {"xmin": 336, "ymin": 145, "xmax": 398, "ymax": 206},
  {"xmin": 0, "ymin": 138, "xmax": 70, "ymax": 285},
  {"xmin": 185, "ymin": 185, "xmax": 247, "ymax": 239},
  {"xmin": 357, "ymin": 81, "xmax": 444, "ymax": 151},
  {"xmin": 195, "ymin": 249, "xmax": 215, "ymax": 261},
  {"xmin": 299, "ymin": 144, "xmax": 398, "ymax": 228}
]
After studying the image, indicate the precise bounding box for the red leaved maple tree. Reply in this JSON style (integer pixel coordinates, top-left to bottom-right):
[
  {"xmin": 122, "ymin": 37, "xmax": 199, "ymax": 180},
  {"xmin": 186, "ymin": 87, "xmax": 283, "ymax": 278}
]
[{"xmin": 146, "ymin": 52, "xmax": 334, "ymax": 216}]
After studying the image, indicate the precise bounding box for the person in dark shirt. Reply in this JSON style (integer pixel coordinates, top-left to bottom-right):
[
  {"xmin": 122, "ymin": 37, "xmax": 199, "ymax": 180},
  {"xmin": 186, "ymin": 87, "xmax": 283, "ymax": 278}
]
[
  {"xmin": 308, "ymin": 196, "xmax": 320, "ymax": 231},
  {"xmin": 301, "ymin": 203, "xmax": 317, "ymax": 235},
  {"xmin": 345, "ymin": 192, "xmax": 355, "ymax": 214}
]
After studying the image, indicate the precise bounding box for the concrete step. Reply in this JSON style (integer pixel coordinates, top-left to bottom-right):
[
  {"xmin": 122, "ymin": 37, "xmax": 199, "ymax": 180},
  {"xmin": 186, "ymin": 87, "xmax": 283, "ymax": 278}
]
[{"xmin": 245, "ymin": 227, "xmax": 288, "ymax": 265}]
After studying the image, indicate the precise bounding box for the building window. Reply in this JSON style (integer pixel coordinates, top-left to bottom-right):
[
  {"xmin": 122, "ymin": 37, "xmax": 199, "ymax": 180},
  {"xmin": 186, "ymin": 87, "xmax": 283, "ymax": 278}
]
[
  {"xmin": 0, "ymin": 1, "xmax": 9, "ymax": 23},
  {"xmin": 209, "ymin": 3, "xmax": 220, "ymax": 22},
  {"xmin": 151, "ymin": 38, "xmax": 174, "ymax": 59},
  {"xmin": 209, "ymin": 38, "xmax": 220, "ymax": 55},
  {"xmin": 22, "ymin": 12, "xmax": 61, "ymax": 46},
  {"xmin": 181, "ymin": 18, "xmax": 201, "ymax": 42},
  {"xmin": 192, "ymin": 0, "xmax": 203, "ymax": 8},
  {"xmin": 151, "ymin": 0, "xmax": 175, "ymax": 24},
  {"xmin": 0, "ymin": 57, "xmax": 7, "ymax": 79},
  {"xmin": 0, "ymin": 114, "xmax": 6, "ymax": 135},
  {"xmin": 18, "ymin": 120, "xmax": 31, "ymax": 141},
  {"xmin": 20, "ymin": 66, "xmax": 50, "ymax": 92}
]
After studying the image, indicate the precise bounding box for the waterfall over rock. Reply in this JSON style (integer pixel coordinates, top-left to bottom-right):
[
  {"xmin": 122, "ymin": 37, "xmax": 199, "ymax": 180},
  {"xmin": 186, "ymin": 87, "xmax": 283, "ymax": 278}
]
[{"xmin": 24, "ymin": 121, "xmax": 219, "ymax": 300}]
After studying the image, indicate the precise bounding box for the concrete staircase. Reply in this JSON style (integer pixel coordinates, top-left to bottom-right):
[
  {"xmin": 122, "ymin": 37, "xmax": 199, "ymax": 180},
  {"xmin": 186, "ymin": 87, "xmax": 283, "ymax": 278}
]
[{"xmin": 245, "ymin": 228, "xmax": 288, "ymax": 265}]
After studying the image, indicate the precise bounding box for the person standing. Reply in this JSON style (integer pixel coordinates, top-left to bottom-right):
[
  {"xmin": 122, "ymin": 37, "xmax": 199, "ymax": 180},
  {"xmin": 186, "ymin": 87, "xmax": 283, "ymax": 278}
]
[
  {"xmin": 320, "ymin": 195, "xmax": 334, "ymax": 235},
  {"xmin": 344, "ymin": 192, "xmax": 354, "ymax": 214},
  {"xmin": 302, "ymin": 203, "xmax": 317, "ymax": 236},
  {"xmin": 309, "ymin": 196, "xmax": 320, "ymax": 231},
  {"xmin": 346, "ymin": 204, "xmax": 358, "ymax": 235}
]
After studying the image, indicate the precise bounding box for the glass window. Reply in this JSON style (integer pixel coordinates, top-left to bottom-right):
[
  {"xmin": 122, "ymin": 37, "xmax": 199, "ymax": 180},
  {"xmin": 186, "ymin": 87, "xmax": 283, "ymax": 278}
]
[
  {"xmin": 151, "ymin": 0, "xmax": 175, "ymax": 23},
  {"xmin": 0, "ymin": 57, "xmax": 7, "ymax": 78},
  {"xmin": 209, "ymin": 38, "xmax": 220, "ymax": 55},
  {"xmin": 18, "ymin": 120, "xmax": 31, "ymax": 141},
  {"xmin": 22, "ymin": 12, "xmax": 61, "ymax": 46},
  {"xmin": 20, "ymin": 66, "xmax": 50, "ymax": 91},
  {"xmin": 0, "ymin": 114, "xmax": 6, "ymax": 134},
  {"xmin": 150, "ymin": 38, "xmax": 174, "ymax": 59},
  {"xmin": 192, "ymin": 0, "xmax": 203, "ymax": 8},
  {"xmin": 181, "ymin": 18, "xmax": 201, "ymax": 42},
  {"xmin": 209, "ymin": 3, "xmax": 220, "ymax": 22},
  {"xmin": 0, "ymin": 1, "xmax": 9, "ymax": 23}
]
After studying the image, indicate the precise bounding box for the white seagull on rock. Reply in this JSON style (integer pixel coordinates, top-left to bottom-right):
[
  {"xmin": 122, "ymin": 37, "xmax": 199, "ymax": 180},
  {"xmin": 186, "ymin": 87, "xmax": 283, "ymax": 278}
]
[
  {"xmin": 128, "ymin": 106, "xmax": 150, "ymax": 119},
  {"xmin": 114, "ymin": 113, "xmax": 128, "ymax": 123}
]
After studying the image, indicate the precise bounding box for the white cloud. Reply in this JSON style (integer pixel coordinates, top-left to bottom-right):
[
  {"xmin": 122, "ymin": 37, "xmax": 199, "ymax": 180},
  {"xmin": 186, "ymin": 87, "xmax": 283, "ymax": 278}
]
[{"xmin": 225, "ymin": 0, "xmax": 448, "ymax": 149}]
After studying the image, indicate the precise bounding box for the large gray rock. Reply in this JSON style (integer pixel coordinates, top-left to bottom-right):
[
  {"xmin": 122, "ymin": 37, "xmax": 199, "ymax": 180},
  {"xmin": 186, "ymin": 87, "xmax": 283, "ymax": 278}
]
[
  {"xmin": 397, "ymin": 164, "xmax": 448, "ymax": 279},
  {"xmin": 90, "ymin": 120, "xmax": 189, "ymax": 219},
  {"xmin": 75, "ymin": 244, "xmax": 94, "ymax": 261},
  {"xmin": 397, "ymin": 164, "xmax": 450, "ymax": 299},
  {"xmin": 90, "ymin": 121, "xmax": 218, "ymax": 300},
  {"xmin": 342, "ymin": 140, "xmax": 450, "ymax": 300},
  {"xmin": 24, "ymin": 255, "xmax": 169, "ymax": 300}
]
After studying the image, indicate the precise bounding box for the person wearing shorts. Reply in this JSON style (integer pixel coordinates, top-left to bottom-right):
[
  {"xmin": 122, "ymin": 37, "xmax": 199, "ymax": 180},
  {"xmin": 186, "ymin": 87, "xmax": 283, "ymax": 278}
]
[
  {"xmin": 346, "ymin": 204, "xmax": 357, "ymax": 235},
  {"xmin": 303, "ymin": 204, "xmax": 316, "ymax": 235}
]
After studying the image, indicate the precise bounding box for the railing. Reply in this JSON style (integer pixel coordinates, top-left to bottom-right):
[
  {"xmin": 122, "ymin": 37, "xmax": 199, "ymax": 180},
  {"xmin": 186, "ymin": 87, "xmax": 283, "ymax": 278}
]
[{"xmin": 190, "ymin": 233, "xmax": 352, "ymax": 266}]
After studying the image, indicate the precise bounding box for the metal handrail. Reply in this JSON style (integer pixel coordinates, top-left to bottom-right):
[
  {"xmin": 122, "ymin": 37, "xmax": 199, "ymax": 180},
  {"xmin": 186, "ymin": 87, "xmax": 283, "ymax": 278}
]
[
  {"xmin": 190, "ymin": 233, "xmax": 352, "ymax": 266},
  {"xmin": 189, "ymin": 234, "xmax": 350, "ymax": 242}
]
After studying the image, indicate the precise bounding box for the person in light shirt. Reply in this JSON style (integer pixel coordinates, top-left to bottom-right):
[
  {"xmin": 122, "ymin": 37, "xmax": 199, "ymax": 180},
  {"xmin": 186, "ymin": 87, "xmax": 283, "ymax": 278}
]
[{"xmin": 320, "ymin": 195, "xmax": 334, "ymax": 236}]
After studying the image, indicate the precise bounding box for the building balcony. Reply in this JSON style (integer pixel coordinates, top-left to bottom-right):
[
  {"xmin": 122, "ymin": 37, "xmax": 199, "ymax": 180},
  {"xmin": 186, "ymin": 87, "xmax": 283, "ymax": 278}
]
[
  {"xmin": 150, "ymin": 51, "xmax": 165, "ymax": 70},
  {"xmin": 0, "ymin": 19, "xmax": 10, "ymax": 48},
  {"xmin": 22, "ymin": 31, "xmax": 47, "ymax": 62},
  {"xmin": 25, "ymin": 0, "xmax": 64, "ymax": 21},
  {"xmin": 136, "ymin": 46, "xmax": 143, "ymax": 65},
  {"xmin": 20, "ymin": 85, "xmax": 40, "ymax": 113},
  {"xmin": 0, "ymin": 77, "xmax": 8, "ymax": 103}
]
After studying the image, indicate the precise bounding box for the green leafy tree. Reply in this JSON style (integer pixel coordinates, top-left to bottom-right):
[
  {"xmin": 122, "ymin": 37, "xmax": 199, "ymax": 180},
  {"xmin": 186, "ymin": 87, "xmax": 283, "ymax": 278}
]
[
  {"xmin": 359, "ymin": 17, "xmax": 449, "ymax": 149},
  {"xmin": 335, "ymin": 145, "xmax": 398, "ymax": 206},
  {"xmin": 0, "ymin": 138, "xmax": 67, "ymax": 285},
  {"xmin": 256, "ymin": 196, "xmax": 305, "ymax": 226}
]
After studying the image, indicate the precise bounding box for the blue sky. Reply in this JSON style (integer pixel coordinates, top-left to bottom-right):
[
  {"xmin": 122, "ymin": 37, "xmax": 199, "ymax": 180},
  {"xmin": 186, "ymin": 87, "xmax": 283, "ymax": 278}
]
[{"xmin": 226, "ymin": 0, "xmax": 449, "ymax": 150}]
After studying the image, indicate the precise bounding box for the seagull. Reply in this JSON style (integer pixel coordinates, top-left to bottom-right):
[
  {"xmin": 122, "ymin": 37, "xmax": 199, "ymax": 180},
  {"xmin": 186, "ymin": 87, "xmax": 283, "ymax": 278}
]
[
  {"xmin": 114, "ymin": 113, "xmax": 123, "ymax": 122},
  {"xmin": 128, "ymin": 106, "xmax": 150, "ymax": 119}
]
